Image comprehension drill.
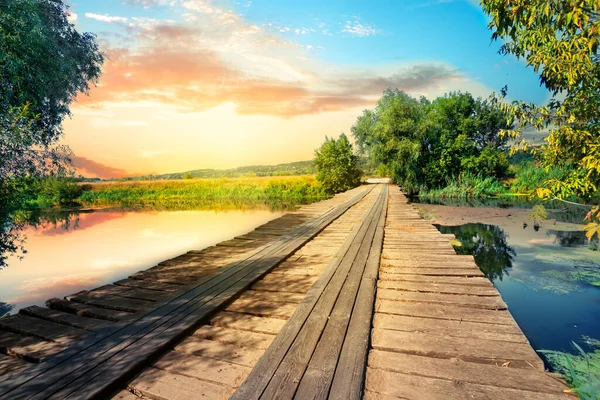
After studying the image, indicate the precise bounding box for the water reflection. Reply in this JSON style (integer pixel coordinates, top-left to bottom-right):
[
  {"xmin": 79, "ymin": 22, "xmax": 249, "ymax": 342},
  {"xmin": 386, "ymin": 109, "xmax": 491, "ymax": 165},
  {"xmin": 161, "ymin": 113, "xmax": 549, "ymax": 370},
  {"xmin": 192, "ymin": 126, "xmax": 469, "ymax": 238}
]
[
  {"xmin": 0, "ymin": 207, "xmax": 283, "ymax": 313},
  {"xmin": 0, "ymin": 198, "xmax": 308, "ymax": 270},
  {"xmin": 547, "ymin": 229, "xmax": 597, "ymax": 248},
  {"xmin": 435, "ymin": 223, "xmax": 516, "ymax": 281},
  {"xmin": 0, "ymin": 302, "xmax": 13, "ymax": 318}
]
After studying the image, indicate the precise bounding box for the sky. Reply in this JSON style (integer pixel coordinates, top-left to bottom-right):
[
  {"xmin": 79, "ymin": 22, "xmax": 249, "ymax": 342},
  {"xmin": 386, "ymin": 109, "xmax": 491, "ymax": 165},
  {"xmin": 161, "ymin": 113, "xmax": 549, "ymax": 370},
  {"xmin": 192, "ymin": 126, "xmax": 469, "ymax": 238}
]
[{"xmin": 63, "ymin": 0, "xmax": 550, "ymax": 178}]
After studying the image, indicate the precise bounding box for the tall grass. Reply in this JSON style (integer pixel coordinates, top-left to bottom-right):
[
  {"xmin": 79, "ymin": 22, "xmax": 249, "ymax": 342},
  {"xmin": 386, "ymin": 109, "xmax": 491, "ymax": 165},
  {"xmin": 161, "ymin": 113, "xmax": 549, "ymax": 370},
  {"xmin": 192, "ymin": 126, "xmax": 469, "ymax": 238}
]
[
  {"xmin": 509, "ymin": 162, "xmax": 569, "ymax": 194},
  {"xmin": 539, "ymin": 340, "xmax": 600, "ymax": 399},
  {"xmin": 77, "ymin": 176, "xmax": 329, "ymax": 208},
  {"xmin": 419, "ymin": 173, "xmax": 506, "ymax": 200}
]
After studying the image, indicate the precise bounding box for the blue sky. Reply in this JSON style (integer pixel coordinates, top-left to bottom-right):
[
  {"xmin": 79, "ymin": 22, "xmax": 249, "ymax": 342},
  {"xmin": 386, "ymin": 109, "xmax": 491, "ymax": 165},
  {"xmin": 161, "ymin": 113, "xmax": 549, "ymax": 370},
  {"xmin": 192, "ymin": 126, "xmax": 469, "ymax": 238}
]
[{"xmin": 63, "ymin": 0, "xmax": 549, "ymax": 177}]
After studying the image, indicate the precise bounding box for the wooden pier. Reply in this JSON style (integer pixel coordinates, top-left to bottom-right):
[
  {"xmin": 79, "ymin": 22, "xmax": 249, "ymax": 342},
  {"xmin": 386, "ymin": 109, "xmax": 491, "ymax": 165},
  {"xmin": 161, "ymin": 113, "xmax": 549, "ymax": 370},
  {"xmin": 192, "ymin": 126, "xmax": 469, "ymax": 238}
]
[{"xmin": 0, "ymin": 184, "xmax": 571, "ymax": 399}]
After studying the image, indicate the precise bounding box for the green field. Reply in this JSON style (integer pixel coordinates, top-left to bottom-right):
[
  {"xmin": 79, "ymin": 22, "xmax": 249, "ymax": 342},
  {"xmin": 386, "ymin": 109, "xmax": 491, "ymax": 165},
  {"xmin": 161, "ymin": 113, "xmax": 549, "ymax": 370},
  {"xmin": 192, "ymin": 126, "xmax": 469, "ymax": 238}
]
[{"xmin": 77, "ymin": 175, "xmax": 329, "ymax": 210}]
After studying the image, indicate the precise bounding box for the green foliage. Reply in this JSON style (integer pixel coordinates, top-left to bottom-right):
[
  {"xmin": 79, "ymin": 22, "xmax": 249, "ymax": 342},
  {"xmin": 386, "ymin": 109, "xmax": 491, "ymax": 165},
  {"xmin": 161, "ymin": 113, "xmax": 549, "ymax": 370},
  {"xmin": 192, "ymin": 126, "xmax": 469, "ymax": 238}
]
[
  {"xmin": 509, "ymin": 162, "xmax": 571, "ymax": 194},
  {"xmin": 479, "ymin": 0, "xmax": 600, "ymax": 236},
  {"xmin": 0, "ymin": 0, "xmax": 103, "ymax": 268},
  {"xmin": 539, "ymin": 340, "xmax": 600, "ymax": 399},
  {"xmin": 314, "ymin": 134, "xmax": 362, "ymax": 194},
  {"xmin": 352, "ymin": 89, "xmax": 512, "ymax": 194},
  {"xmin": 77, "ymin": 176, "xmax": 328, "ymax": 206},
  {"xmin": 437, "ymin": 222, "xmax": 516, "ymax": 281},
  {"xmin": 0, "ymin": 0, "xmax": 103, "ymax": 139},
  {"xmin": 420, "ymin": 173, "xmax": 506, "ymax": 199},
  {"xmin": 183, "ymin": 172, "xmax": 193, "ymax": 179},
  {"xmin": 125, "ymin": 161, "xmax": 317, "ymax": 180},
  {"xmin": 377, "ymin": 163, "xmax": 390, "ymax": 177},
  {"xmin": 528, "ymin": 205, "xmax": 548, "ymax": 226}
]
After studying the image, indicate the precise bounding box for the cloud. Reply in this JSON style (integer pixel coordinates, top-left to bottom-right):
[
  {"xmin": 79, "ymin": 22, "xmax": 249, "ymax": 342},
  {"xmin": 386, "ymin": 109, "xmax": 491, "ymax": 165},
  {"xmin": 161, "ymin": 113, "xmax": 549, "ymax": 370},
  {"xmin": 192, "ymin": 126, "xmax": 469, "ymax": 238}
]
[
  {"xmin": 78, "ymin": 14, "xmax": 463, "ymax": 118},
  {"xmin": 67, "ymin": 12, "xmax": 78, "ymax": 23},
  {"xmin": 85, "ymin": 13, "xmax": 129, "ymax": 23},
  {"xmin": 342, "ymin": 17, "xmax": 380, "ymax": 37},
  {"xmin": 71, "ymin": 155, "xmax": 128, "ymax": 178},
  {"xmin": 122, "ymin": 0, "xmax": 174, "ymax": 6}
]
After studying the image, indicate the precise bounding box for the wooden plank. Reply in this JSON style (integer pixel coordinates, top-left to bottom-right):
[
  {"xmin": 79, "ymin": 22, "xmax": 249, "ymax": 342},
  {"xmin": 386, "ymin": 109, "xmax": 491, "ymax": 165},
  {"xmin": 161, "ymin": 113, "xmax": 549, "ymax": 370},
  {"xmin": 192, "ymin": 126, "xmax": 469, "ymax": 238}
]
[
  {"xmin": 233, "ymin": 186, "xmax": 386, "ymax": 399},
  {"xmin": 261, "ymin": 188, "xmax": 385, "ymax": 399},
  {"xmin": 377, "ymin": 280, "xmax": 499, "ymax": 296},
  {"xmin": 371, "ymin": 328, "xmax": 544, "ymax": 369},
  {"xmin": 0, "ymin": 354, "xmax": 30, "ymax": 376},
  {"xmin": 20, "ymin": 306, "xmax": 111, "ymax": 332},
  {"xmin": 365, "ymin": 368, "xmax": 569, "ymax": 400},
  {"xmin": 0, "ymin": 314, "xmax": 87, "ymax": 344},
  {"xmin": 372, "ymin": 314, "xmax": 527, "ymax": 343},
  {"xmin": 46, "ymin": 298, "xmax": 133, "ymax": 322},
  {"xmin": 380, "ymin": 269, "xmax": 485, "ymax": 279},
  {"xmin": 375, "ymin": 299, "xmax": 516, "ymax": 325},
  {"xmin": 225, "ymin": 296, "xmax": 299, "ymax": 320},
  {"xmin": 368, "ymin": 350, "xmax": 569, "ymax": 395},
  {"xmin": 153, "ymin": 350, "xmax": 251, "ymax": 388},
  {"xmin": 128, "ymin": 367, "xmax": 234, "ymax": 400},
  {"xmin": 0, "ymin": 330, "xmax": 64, "ymax": 363},
  {"xmin": 376, "ymin": 288, "xmax": 507, "ymax": 310},
  {"xmin": 88, "ymin": 285, "xmax": 168, "ymax": 302},
  {"xmin": 11, "ymin": 187, "xmax": 373, "ymax": 399},
  {"xmin": 328, "ymin": 186, "xmax": 389, "ymax": 400},
  {"xmin": 210, "ymin": 311, "xmax": 287, "ymax": 335},
  {"xmin": 111, "ymin": 390, "xmax": 140, "ymax": 400},
  {"xmin": 65, "ymin": 292, "xmax": 155, "ymax": 313},
  {"xmin": 175, "ymin": 336, "xmax": 264, "ymax": 367},
  {"xmin": 251, "ymin": 273, "xmax": 318, "ymax": 294}
]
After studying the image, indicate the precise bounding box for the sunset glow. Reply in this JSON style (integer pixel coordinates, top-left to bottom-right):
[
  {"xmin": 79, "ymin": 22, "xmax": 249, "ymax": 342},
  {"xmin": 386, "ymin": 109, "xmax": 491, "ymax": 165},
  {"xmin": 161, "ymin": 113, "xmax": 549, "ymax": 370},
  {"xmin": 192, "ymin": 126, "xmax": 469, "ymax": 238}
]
[{"xmin": 64, "ymin": 0, "xmax": 549, "ymax": 178}]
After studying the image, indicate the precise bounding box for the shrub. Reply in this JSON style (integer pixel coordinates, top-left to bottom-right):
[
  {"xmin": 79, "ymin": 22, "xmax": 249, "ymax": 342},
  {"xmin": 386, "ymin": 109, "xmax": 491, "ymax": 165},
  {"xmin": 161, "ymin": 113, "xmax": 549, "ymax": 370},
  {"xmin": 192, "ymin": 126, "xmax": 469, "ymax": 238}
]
[{"xmin": 314, "ymin": 134, "xmax": 362, "ymax": 194}]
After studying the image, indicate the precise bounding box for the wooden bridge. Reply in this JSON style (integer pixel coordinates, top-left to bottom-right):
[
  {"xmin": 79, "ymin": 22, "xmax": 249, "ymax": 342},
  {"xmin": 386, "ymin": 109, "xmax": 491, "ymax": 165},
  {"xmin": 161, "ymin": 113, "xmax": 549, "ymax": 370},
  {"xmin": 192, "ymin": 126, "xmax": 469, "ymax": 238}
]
[{"xmin": 0, "ymin": 184, "xmax": 571, "ymax": 399}]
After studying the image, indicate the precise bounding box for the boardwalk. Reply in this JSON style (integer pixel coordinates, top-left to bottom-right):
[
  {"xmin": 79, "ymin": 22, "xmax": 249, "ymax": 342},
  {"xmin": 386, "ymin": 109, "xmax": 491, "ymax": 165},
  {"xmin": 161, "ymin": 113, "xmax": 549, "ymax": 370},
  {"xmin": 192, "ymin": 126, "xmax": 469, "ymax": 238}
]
[{"xmin": 0, "ymin": 184, "xmax": 571, "ymax": 399}]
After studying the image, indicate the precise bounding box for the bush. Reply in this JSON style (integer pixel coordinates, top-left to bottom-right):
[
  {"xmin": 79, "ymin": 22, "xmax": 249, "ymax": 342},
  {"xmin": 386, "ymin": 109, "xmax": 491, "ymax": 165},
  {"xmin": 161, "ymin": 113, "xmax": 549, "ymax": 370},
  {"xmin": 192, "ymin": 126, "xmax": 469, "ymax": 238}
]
[{"xmin": 314, "ymin": 134, "xmax": 362, "ymax": 194}]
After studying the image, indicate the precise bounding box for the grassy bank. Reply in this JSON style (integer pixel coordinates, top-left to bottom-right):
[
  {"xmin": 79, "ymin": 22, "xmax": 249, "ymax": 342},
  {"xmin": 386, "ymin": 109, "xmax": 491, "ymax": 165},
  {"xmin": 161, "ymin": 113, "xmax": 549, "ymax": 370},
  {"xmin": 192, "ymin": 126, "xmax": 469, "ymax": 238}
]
[{"xmin": 76, "ymin": 176, "xmax": 329, "ymax": 208}]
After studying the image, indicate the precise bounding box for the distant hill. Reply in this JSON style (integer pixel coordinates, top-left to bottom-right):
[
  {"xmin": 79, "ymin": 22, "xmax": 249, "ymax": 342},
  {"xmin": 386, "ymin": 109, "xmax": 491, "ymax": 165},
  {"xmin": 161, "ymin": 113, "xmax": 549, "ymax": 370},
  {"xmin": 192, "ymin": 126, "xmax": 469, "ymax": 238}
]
[{"xmin": 119, "ymin": 160, "xmax": 316, "ymax": 181}]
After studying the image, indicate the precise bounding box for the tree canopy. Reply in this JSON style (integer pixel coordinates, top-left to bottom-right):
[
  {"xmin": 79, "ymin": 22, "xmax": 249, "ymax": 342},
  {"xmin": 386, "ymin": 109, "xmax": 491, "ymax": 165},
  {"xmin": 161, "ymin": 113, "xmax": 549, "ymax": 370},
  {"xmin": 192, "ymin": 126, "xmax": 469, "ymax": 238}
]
[
  {"xmin": 479, "ymin": 0, "xmax": 600, "ymax": 236},
  {"xmin": 314, "ymin": 134, "xmax": 362, "ymax": 194},
  {"xmin": 352, "ymin": 89, "xmax": 511, "ymax": 194},
  {"xmin": 0, "ymin": 0, "xmax": 104, "ymax": 142},
  {"xmin": 0, "ymin": 0, "xmax": 104, "ymax": 267}
]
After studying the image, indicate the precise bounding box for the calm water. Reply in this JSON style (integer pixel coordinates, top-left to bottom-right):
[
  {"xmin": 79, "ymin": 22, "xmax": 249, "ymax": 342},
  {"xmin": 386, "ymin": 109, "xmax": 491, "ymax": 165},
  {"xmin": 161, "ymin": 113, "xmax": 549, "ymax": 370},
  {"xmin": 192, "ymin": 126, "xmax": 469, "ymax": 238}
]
[
  {"xmin": 433, "ymin": 217, "xmax": 600, "ymax": 356},
  {"xmin": 0, "ymin": 208, "xmax": 282, "ymax": 315}
]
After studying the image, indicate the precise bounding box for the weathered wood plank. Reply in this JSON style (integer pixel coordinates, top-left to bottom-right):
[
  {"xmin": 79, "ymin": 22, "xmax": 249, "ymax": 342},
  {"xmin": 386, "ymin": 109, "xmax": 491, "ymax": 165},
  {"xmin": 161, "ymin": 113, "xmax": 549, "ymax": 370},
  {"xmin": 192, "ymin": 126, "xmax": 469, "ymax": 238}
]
[
  {"xmin": 328, "ymin": 186, "xmax": 389, "ymax": 400},
  {"xmin": 175, "ymin": 336, "xmax": 264, "ymax": 367},
  {"xmin": 376, "ymin": 288, "xmax": 507, "ymax": 310},
  {"xmin": 375, "ymin": 298, "xmax": 516, "ymax": 325},
  {"xmin": 377, "ymin": 280, "xmax": 499, "ymax": 296},
  {"xmin": 233, "ymin": 186, "xmax": 386, "ymax": 399},
  {"xmin": 372, "ymin": 314, "xmax": 526, "ymax": 343},
  {"xmin": 371, "ymin": 328, "xmax": 544, "ymax": 369},
  {"xmin": 368, "ymin": 350, "xmax": 569, "ymax": 394},
  {"xmin": 153, "ymin": 350, "xmax": 251, "ymax": 388},
  {"xmin": 46, "ymin": 298, "xmax": 133, "ymax": 322},
  {"xmin": 210, "ymin": 311, "xmax": 287, "ymax": 335},
  {"xmin": 365, "ymin": 368, "xmax": 570, "ymax": 400},
  {"xmin": 0, "ymin": 354, "xmax": 30, "ymax": 376},
  {"xmin": 0, "ymin": 314, "xmax": 87, "ymax": 344},
  {"xmin": 0, "ymin": 330, "xmax": 64, "ymax": 363},
  {"xmin": 128, "ymin": 367, "xmax": 234, "ymax": 400},
  {"xmin": 20, "ymin": 306, "xmax": 111, "ymax": 332}
]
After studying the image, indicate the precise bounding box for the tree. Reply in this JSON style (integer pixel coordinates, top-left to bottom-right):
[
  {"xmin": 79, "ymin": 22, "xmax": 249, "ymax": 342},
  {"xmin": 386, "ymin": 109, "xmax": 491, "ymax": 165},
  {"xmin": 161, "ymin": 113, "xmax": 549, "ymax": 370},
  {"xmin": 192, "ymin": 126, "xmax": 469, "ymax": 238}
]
[
  {"xmin": 0, "ymin": 0, "xmax": 104, "ymax": 267},
  {"xmin": 314, "ymin": 134, "xmax": 362, "ymax": 194},
  {"xmin": 1, "ymin": 0, "xmax": 104, "ymax": 140},
  {"xmin": 352, "ymin": 89, "xmax": 511, "ymax": 194},
  {"xmin": 478, "ymin": 0, "xmax": 600, "ymax": 236}
]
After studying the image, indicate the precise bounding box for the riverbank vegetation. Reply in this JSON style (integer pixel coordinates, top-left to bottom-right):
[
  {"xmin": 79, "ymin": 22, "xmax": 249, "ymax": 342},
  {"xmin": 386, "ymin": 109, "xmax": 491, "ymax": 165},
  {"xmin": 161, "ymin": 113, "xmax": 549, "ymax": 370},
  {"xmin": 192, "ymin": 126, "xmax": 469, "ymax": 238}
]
[
  {"xmin": 77, "ymin": 176, "xmax": 328, "ymax": 206},
  {"xmin": 314, "ymin": 134, "xmax": 362, "ymax": 194}
]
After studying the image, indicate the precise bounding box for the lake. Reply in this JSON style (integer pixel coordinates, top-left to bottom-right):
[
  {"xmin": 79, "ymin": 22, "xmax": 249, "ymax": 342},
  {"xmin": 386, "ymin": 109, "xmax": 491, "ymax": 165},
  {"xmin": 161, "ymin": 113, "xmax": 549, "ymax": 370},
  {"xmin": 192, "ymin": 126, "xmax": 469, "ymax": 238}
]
[
  {"xmin": 0, "ymin": 208, "xmax": 282, "ymax": 316},
  {"xmin": 413, "ymin": 198, "xmax": 600, "ymax": 360}
]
